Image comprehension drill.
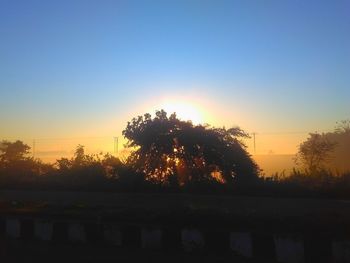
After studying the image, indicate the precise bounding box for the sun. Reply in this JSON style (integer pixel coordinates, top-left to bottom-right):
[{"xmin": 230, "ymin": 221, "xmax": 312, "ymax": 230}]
[{"xmin": 158, "ymin": 100, "xmax": 204, "ymax": 124}]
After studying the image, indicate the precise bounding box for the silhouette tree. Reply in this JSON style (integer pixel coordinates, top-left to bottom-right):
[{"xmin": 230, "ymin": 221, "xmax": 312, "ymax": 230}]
[
  {"xmin": 123, "ymin": 110, "xmax": 259, "ymax": 185},
  {"xmin": 0, "ymin": 140, "xmax": 30, "ymax": 164},
  {"xmin": 54, "ymin": 145, "xmax": 108, "ymax": 189},
  {"xmin": 56, "ymin": 145, "xmax": 99, "ymax": 171},
  {"xmin": 0, "ymin": 140, "xmax": 47, "ymax": 181},
  {"xmin": 296, "ymin": 133, "xmax": 336, "ymax": 172},
  {"xmin": 335, "ymin": 119, "xmax": 350, "ymax": 134}
]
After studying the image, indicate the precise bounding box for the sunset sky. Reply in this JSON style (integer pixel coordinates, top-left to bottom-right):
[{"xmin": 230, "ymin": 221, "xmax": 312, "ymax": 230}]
[{"xmin": 1, "ymin": 0, "xmax": 349, "ymax": 160}]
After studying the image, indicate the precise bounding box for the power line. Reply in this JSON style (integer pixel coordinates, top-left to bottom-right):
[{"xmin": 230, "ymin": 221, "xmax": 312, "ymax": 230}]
[
  {"xmin": 32, "ymin": 139, "xmax": 36, "ymax": 158},
  {"xmin": 114, "ymin": 137, "xmax": 119, "ymax": 156},
  {"xmin": 249, "ymin": 130, "xmax": 333, "ymax": 135},
  {"xmin": 0, "ymin": 129, "xmax": 334, "ymax": 142},
  {"xmin": 32, "ymin": 136, "xmax": 114, "ymax": 141},
  {"xmin": 251, "ymin": 132, "xmax": 257, "ymax": 154}
]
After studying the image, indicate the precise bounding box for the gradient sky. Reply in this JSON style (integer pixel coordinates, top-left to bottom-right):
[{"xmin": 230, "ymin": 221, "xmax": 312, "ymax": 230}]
[{"xmin": 1, "ymin": 0, "xmax": 349, "ymax": 158}]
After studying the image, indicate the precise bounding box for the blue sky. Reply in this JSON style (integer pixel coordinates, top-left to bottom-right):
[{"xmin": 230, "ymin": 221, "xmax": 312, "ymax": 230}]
[{"xmin": 1, "ymin": 0, "xmax": 349, "ymax": 155}]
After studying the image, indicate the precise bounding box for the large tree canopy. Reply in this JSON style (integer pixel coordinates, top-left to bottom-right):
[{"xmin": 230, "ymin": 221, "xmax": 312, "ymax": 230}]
[{"xmin": 123, "ymin": 110, "xmax": 259, "ymax": 185}]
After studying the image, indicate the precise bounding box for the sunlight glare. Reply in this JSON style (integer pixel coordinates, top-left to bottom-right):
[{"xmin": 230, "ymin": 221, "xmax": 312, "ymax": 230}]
[{"xmin": 159, "ymin": 101, "xmax": 204, "ymax": 124}]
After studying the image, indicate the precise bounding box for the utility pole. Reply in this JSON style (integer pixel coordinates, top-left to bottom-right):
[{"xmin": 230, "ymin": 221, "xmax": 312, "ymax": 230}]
[
  {"xmin": 113, "ymin": 137, "xmax": 118, "ymax": 156},
  {"xmin": 252, "ymin": 132, "xmax": 256, "ymax": 154},
  {"xmin": 32, "ymin": 139, "xmax": 36, "ymax": 158}
]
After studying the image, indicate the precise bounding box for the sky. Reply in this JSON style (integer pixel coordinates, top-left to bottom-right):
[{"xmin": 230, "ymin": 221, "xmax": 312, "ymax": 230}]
[{"xmin": 1, "ymin": 0, "xmax": 349, "ymax": 159}]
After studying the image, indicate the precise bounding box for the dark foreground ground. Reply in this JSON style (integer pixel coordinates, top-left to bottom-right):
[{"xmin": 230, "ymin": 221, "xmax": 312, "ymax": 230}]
[
  {"xmin": 0, "ymin": 241, "xmax": 249, "ymax": 263},
  {"xmin": 1, "ymin": 190, "xmax": 350, "ymax": 232},
  {"xmin": 0, "ymin": 191, "xmax": 350, "ymax": 262}
]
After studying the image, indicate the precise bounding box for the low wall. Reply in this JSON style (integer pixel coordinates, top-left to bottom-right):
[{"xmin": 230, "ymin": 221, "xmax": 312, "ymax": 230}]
[{"xmin": 0, "ymin": 216, "xmax": 349, "ymax": 263}]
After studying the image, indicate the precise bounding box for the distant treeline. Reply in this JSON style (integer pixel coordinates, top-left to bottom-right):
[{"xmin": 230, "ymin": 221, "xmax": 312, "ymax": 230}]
[
  {"xmin": 0, "ymin": 111, "xmax": 349, "ymax": 198},
  {"xmin": 0, "ymin": 140, "xmax": 350, "ymax": 198},
  {"xmin": 0, "ymin": 148, "xmax": 349, "ymax": 199}
]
